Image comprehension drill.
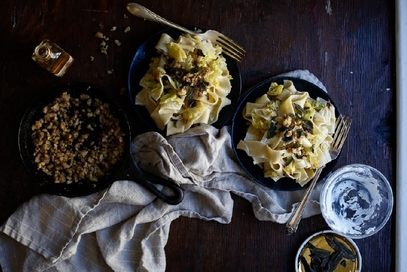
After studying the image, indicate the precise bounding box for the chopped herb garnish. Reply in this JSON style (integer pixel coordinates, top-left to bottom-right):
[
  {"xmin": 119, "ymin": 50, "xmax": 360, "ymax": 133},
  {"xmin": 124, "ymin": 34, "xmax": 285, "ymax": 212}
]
[
  {"xmin": 296, "ymin": 129, "xmax": 305, "ymax": 137},
  {"xmin": 288, "ymin": 112, "xmax": 298, "ymax": 121},
  {"xmin": 185, "ymin": 89, "xmax": 195, "ymax": 102},
  {"xmin": 294, "ymin": 153, "xmax": 304, "ymax": 159},
  {"xmin": 285, "ymin": 156, "xmax": 293, "ymax": 166},
  {"xmin": 293, "ymin": 103, "xmax": 305, "ymax": 118},
  {"xmin": 279, "ymin": 125, "xmax": 289, "ymax": 132},
  {"xmin": 196, "ymin": 80, "xmax": 208, "ymax": 92},
  {"xmin": 303, "ymin": 120, "xmax": 314, "ymax": 133},
  {"xmin": 197, "ymin": 49, "xmax": 205, "ymax": 57},
  {"xmin": 267, "ymin": 121, "xmax": 277, "ymax": 138},
  {"xmin": 189, "ymin": 67, "xmax": 199, "ymax": 73},
  {"xmin": 283, "ymin": 135, "xmax": 292, "ymax": 142}
]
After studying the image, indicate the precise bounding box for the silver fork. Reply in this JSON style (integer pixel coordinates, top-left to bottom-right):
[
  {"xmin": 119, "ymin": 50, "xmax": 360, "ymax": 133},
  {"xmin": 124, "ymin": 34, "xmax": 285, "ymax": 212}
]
[
  {"xmin": 126, "ymin": 3, "xmax": 246, "ymax": 62},
  {"xmin": 285, "ymin": 115, "xmax": 352, "ymax": 235}
]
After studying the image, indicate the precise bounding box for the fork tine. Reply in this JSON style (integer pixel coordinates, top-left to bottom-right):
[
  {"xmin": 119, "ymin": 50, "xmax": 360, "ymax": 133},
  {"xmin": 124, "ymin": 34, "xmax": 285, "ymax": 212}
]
[
  {"xmin": 338, "ymin": 117, "xmax": 352, "ymax": 149},
  {"xmin": 215, "ymin": 35, "xmax": 246, "ymax": 62},
  {"xmin": 333, "ymin": 115, "xmax": 352, "ymax": 150},
  {"xmin": 217, "ymin": 39, "xmax": 245, "ymax": 55},
  {"xmin": 333, "ymin": 115, "xmax": 344, "ymax": 141},
  {"xmin": 219, "ymin": 46, "xmax": 244, "ymax": 62},
  {"xmin": 215, "ymin": 40, "xmax": 245, "ymax": 61},
  {"xmin": 217, "ymin": 33, "xmax": 246, "ymax": 53}
]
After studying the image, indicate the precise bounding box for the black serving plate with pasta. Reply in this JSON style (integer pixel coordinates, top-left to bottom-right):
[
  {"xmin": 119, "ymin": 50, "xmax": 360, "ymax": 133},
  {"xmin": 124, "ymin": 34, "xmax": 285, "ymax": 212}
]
[
  {"xmin": 127, "ymin": 27, "xmax": 242, "ymax": 134},
  {"xmin": 231, "ymin": 77, "xmax": 341, "ymax": 191}
]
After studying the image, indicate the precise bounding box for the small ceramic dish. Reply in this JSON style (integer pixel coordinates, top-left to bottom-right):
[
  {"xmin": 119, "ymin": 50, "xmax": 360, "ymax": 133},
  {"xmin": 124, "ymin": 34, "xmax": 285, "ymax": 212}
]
[
  {"xmin": 320, "ymin": 164, "xmax": 393, "ymax": 239},
  {"xmin": 295, "ymin": 230, "xmax": 362, "ymax": 272}
]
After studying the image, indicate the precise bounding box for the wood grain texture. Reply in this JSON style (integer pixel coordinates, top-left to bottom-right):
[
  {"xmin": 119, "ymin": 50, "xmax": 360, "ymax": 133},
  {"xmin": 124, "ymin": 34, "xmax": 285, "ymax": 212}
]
[{"xmin": 0, "ymin": 0, "xmax": 395, "ymax": 271}]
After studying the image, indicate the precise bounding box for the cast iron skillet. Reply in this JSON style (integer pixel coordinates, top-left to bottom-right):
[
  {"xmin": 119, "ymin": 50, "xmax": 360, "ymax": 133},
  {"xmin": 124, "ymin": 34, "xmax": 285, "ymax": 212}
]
[{"xmin": 18, "ymin": 82, "xmax": 184, "ymax": 205}]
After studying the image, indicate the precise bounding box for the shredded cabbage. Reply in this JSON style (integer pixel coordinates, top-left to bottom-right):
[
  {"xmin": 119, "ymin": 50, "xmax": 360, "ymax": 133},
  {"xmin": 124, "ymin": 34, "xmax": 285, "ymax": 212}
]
[
  {"xmin": 237, "ymin": 80, "xmax": 336, "ymax": 186},
  {"xmin": 135, "ymin": 33, "xmax": 233, "ymax": 135}
]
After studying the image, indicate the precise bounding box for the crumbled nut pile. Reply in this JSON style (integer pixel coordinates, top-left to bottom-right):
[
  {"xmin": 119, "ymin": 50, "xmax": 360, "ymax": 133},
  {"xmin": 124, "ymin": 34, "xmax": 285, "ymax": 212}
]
[
  {"xmin": 31, "ymin": 92, "xmax": 126, "ymax": 184},
  {"xmin": 92, "ymin": 20, "xmax": 131, "ymax": 75},
  {"xmin": 94, "ymin": 21, "xmax": 130, "ymax": 56}
]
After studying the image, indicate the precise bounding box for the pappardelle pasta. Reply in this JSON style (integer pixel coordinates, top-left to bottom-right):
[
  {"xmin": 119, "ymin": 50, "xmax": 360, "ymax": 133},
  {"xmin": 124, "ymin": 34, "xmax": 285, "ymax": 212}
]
[
  {"xmin": 135, "ymin": 33, "xmax": 233, "ymax": 136},
  {"xmin": 237, "ymin": 80, "xmax": 336, "ymax": 186}
]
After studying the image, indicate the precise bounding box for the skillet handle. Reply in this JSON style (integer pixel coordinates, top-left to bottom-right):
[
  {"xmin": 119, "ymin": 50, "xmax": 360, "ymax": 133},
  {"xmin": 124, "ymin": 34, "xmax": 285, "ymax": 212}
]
[
  {"xmin": 116, "ymin": 152, "xmax": 184, "ymax": 205},
  {"xmin": 134, "ymin": 163, "xmax": 184, "ymax": 205}
]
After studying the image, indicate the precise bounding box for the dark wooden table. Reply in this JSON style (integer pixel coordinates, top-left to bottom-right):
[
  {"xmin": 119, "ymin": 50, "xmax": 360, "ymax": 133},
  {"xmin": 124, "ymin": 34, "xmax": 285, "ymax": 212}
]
[{"xmin": 0, "ymin": 1, "xmax": 395, "ymax": 271}]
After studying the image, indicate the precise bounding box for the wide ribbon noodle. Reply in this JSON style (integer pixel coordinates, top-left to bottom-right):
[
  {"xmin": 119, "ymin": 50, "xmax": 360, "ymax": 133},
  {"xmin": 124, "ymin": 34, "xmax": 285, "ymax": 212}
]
[
  {"xmin": 237, "ymin": 80, "xmax": 336, "ymax": 186},
  {"xmin": 135, "ymin": 33, "xmax": 233, "ymax": 136}
]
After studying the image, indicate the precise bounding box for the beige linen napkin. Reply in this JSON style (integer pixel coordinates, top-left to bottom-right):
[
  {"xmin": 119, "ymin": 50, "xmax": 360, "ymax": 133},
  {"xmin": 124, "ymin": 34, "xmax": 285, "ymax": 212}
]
[{"xmin": 0, "ymin": 70, "xmax": 327, "ymax": 272}]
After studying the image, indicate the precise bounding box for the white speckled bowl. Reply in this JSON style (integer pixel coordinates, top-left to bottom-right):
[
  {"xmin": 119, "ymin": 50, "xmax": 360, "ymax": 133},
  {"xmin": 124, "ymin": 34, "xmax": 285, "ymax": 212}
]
[{"xmin": 320, "ymin": 164, "xmax": 394, "ymax": 239}]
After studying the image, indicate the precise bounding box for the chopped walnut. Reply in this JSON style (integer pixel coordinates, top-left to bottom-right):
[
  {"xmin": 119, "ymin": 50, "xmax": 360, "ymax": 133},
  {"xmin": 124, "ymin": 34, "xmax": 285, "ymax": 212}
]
[
  {"xmin": 282, "ymin": 115, "xmax": 293, "ymax": 127},
  {"xmin": 178, "ymin": 87, "xmax": 188, "ymax": 96},
  {"xmin": 31, "ymin": 91, "xmax": 126, "ymax": 184},
  {"xmin": 95, "ymin": 31, "xmax": 105, "ymax": 39}
]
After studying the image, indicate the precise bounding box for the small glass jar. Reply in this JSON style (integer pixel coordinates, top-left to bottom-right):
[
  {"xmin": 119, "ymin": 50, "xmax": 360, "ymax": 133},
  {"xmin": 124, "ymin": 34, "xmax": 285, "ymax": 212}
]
[{"xmin": 32, "ymin": 39, "xmax": 74, "ymax": 77}]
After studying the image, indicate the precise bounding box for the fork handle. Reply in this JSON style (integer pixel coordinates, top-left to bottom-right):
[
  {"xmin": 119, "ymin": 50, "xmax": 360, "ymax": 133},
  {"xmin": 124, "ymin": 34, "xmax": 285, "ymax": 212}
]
[
  {"xmin": 285, "ymin": 166, "xmax": 324, "ymax": 235},
  {"xmin": 127, "ymin": 3, "xmax": 195, "ymax": 35}
]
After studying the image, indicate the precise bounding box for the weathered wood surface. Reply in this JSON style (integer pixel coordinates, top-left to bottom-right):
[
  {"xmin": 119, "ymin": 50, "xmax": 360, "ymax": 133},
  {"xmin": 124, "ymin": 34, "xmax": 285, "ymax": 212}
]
[{"xmin": 0, "ymin": 1, "xmax": 395, "ymax": 271}]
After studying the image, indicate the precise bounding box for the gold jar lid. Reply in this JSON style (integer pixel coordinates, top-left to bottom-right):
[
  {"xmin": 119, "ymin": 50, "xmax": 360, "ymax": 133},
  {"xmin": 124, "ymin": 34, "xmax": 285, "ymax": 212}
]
[{"xmin": 33, "ymin": 43, "xmax": 52, "ymax": 60}]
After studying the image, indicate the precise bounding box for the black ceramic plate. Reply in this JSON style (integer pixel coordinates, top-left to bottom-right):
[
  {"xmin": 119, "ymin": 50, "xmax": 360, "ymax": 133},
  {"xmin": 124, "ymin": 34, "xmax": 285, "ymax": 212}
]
[
  {"xmin": 231, "ymin": 77, "xmax": 341, "ymax": 191},
  {"xmin": 127, "ymin": 27, "xmax": 242, "ymax": 133}
]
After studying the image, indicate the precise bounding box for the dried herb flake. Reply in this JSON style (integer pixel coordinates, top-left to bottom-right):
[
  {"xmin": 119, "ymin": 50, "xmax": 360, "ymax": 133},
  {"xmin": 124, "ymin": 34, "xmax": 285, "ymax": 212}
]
[
  {"xmin": 267, "ymin": 121, "xmax": 277, "ymax": 138},
  {"xmin": 300, "ymin": 234, "xmax": 357, "ymax": 272},
  {"xmin": 293, "ymin": 103, "xmax": 305, "ymax": 118}
]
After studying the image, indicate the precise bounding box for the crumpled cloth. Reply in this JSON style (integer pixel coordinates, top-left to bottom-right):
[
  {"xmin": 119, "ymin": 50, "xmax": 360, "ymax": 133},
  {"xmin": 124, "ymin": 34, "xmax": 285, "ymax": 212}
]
[{"xmin": 0, "ymin": 70, "xmax": 327, "ymax": 272}]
